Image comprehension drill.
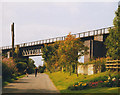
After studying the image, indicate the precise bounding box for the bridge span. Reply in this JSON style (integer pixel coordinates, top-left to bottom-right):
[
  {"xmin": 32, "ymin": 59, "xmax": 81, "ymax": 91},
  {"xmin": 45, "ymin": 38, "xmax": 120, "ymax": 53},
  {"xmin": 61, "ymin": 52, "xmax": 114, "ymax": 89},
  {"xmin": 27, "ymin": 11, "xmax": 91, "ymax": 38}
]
[{"xmin": 1, "ymin": 26, "xmax": 112, "ymax": 63}]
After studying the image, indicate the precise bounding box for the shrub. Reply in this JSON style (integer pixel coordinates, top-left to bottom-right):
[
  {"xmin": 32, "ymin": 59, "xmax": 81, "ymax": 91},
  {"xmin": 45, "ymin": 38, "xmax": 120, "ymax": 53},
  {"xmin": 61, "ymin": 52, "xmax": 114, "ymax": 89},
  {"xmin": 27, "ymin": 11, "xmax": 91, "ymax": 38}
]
[
  {"xmin": 16, "ymin": 62, "xmax": 27, "ymax": 74},
  {"xmin": 27, "ymin": 58, "xmax": 35, "ymax": 74},
  {"xmin": 68, "ymin": 72, "xmax": 120, "ymax": 90},
  {"xmin": 27, "ymin": 68, "xmax": 34, "ymax": 74},
  {"xmin": 2, "ymin": 58, "xmax": 18, "ymax": 81},
  {"xmin": 85, "ymin": 58, "xmax": 106, "ymax": 73},
  {"xmin": 2, "ymin": 81, "xmax": 8, "ymax": 87},
  {"xmin": 38, "ymin": 65, "xmax": 46, "ymax": 73}
]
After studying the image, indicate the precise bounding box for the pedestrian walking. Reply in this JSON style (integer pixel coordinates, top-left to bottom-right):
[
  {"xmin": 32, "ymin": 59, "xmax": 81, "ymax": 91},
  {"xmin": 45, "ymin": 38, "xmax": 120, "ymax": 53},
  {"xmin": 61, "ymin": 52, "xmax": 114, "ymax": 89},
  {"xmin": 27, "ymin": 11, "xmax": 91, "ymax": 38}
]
[{"xmin": 35, "ymin": 67, "xmax": 38, "ymax": 77}]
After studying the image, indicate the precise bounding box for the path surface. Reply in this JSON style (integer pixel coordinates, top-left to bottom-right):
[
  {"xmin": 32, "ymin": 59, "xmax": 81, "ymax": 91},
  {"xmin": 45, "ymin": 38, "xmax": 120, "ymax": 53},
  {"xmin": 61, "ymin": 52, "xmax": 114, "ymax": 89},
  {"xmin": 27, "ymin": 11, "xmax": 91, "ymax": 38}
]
[{"xmin": 2, "ymin": 73, "xmax": 59, "ymax": 93}]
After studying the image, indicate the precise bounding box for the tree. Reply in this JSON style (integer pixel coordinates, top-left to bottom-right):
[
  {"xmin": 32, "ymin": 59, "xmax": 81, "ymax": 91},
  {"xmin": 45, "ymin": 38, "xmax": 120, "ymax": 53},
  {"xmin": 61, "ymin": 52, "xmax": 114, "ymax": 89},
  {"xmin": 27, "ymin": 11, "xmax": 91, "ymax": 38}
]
[
  {"xmin": 27, "ymin": 58, "xmax": 36, "ymax": 74},
  {"xmin": 41, "ymin": 44, "xmax": 54, "ymax": 72},
  {"xmin": 15, "ymin": 58, "xmax": 35, "ymax": 74},
  {"xmin": 58, "ymin": 33, "xmax": 88, "ymax": 76},
  {"xmin": 105, "ymin": 5, "xmax": 120, "ymax": 60},
  {"xmin": 41, "ymin": 33, "xmax": 88, "ymax": 75},
  {"xmin": 16, "ymin": 62, "xmax": 27, "ymax": 74},
  {"xmin": 41, "ymin": 42, "xmax": 60, "ymax": 73},
  {"xmin": 2, "ymin": 57, "xmax": 18, "ymax": 80},
  {"xmin": 38, "ymin": 64, "xmax": 46, "ymax": 73}
]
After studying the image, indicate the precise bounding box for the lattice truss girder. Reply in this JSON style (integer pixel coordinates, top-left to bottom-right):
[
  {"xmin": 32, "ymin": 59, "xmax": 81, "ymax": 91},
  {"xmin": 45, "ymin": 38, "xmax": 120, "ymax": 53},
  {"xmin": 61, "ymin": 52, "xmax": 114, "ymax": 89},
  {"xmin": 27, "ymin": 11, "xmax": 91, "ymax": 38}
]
[{"xmin": 22, "ymin": 49, "xmax": 42, "ymax": 56}]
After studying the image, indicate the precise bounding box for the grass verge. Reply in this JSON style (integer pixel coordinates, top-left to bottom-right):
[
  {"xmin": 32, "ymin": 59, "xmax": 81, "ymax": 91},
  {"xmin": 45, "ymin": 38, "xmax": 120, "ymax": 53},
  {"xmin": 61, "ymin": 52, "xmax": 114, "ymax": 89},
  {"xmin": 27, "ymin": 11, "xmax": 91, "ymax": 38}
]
[{"xmin": 46, "ymin": 71, "xmax": 119, "ymax": 93}]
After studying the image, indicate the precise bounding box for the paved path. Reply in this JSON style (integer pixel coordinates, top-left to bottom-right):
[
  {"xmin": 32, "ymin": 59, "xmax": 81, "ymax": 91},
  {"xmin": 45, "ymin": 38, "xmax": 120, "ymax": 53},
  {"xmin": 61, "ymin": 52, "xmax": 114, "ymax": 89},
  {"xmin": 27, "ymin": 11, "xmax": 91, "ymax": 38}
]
[{"xmin": 2, "ymin": 73, "xmax": 59, "ymax": 93}]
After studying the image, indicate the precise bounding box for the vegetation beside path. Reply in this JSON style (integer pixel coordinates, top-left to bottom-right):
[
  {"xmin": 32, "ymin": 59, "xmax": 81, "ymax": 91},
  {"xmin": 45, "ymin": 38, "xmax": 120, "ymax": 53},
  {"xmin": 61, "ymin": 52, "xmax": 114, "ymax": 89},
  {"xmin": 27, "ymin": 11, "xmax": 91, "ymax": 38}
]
[
  {"xmin": 2, "ymin": 74, "xmax": 25, "ymax": 87},
  {"xmin": 2, "ymin": 57, "xmax": 36, "ymax": 87},
  {"xmin": 46, "ymin": 71, "xmax": 119, "ymax": 93}
]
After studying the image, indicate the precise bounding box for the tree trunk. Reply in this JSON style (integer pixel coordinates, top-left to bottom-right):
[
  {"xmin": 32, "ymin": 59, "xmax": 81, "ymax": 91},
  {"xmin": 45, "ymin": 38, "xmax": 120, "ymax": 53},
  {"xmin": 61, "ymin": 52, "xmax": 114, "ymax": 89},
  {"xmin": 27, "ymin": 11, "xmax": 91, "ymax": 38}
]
[
  {"xmin": 67, "ymin": 65, "xmax": 68, "ymax": 72},
  {"xmin": 62, "ymin": 66, "xmax": 63, "ymax": 72},
  {"xmin": 70, "ymin": 64, "xmax": 71, "ymax": 76},
  {"xmin": 76, "ymin": 63, "xmax": 78, "ymax": 77},
  {"xmin": 76, "ymin": 63, "xmax": 77, "ymax": 74}
]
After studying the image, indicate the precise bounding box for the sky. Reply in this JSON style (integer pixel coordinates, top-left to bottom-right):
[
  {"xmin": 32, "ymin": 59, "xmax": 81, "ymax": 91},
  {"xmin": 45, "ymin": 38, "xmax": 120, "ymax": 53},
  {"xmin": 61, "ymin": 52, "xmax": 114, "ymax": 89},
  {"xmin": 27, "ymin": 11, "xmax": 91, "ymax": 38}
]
[{"xmin": 0, "ymin": 1, "xmax": 119, "ymax": 67}]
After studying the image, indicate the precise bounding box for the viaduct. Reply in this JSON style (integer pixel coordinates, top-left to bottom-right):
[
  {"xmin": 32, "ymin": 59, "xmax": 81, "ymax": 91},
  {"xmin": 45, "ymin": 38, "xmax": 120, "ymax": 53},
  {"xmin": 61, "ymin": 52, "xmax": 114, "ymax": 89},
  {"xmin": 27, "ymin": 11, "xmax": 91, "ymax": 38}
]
[{"xmin": 1, "ymin": 26, "xmax": 112, "ymax": 63}]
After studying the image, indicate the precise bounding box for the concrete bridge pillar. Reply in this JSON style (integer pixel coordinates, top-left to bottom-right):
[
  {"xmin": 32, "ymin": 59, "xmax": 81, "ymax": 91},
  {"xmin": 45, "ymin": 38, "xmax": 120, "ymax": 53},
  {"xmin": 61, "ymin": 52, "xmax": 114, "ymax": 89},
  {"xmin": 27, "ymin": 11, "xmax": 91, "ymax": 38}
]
[
  {"xmin": 7, "ymin": 51, "xmax": 11, "ymax": 58},
  {"xmin": 84, "ymin": 38, "xmax": 94, "ymax": 63},
  {"xmin": 93, "ymin": 35, "xmax": 106, "ymax": 58},
  {"xmin": 83, "ymin": 34, "xmax": 106, "ymax": 63}
]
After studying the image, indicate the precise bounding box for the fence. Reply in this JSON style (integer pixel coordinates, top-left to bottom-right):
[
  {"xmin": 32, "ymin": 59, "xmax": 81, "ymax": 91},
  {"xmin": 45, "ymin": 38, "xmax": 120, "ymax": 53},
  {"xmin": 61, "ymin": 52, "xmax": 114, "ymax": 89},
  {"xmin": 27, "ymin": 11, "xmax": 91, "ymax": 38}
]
[{"xmin": 105, "ymin": 60, "xmax": 120, "ymax": 71}]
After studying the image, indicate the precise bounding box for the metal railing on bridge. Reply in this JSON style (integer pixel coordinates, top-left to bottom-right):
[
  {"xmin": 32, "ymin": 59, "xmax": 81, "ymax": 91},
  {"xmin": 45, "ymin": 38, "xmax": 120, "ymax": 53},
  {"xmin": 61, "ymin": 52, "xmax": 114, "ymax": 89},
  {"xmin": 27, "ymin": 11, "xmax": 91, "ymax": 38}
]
[{"xmin": 1, "ymin": 26, "xmax": 112, "ymax": 50}]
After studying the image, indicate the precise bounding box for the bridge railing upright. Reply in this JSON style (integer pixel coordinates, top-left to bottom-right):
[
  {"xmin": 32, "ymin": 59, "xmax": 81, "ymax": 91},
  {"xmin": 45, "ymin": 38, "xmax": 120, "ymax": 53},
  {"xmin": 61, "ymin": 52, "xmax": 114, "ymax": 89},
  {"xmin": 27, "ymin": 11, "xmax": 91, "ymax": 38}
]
[{"xmin": 1, "ymin": 26, "xmax": 112, "ymax": 50}]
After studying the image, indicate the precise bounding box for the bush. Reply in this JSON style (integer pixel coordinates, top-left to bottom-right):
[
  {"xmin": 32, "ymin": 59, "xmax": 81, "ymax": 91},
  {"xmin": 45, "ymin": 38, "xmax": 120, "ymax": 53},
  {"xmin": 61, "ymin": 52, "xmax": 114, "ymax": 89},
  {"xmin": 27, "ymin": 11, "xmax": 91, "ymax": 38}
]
[
  {"xmin": 38, "ymin": 65, "xmax": 46, "ymax": 73},
  {"xmin": 27, "ymin": 68, "xmax": 34, "ymax": 74},
  {"xmin": 2, "ymin": 58, "xmax": 18, "ymax": 81},
  {"xmin": 16, "ymin": 62, "xmax": 27, "ymax": 74},
  {"xmin": 85, "ymin": 58, "xmax": 106, "ymax": 73},
  {"xmin": 2, "ymin": 81, "xmax": 8, "ymax": 87},
  {"xmin": 27, "ymin": 58, "xmax": 35, "ymax": 74},
  {"xmin": 2, "ymin": 62, "xmax": 12, "ymax": 80},
  {"xmin": 68, "ymin": 72, "xmax": 120, "ymax": 90}
]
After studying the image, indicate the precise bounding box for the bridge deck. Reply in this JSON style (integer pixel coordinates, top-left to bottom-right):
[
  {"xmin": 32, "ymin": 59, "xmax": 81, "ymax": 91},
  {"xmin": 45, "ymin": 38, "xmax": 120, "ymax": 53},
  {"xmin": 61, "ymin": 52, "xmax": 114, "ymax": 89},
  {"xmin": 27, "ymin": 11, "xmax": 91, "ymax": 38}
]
[{"xmin": 1, "ymin": 26, "xmax": 112, "ymax": 50}]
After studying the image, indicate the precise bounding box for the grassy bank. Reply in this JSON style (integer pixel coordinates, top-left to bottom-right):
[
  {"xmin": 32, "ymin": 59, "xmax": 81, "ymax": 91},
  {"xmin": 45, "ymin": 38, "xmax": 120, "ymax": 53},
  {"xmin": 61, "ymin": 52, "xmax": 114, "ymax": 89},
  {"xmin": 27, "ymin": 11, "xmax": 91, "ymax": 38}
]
[{"xmin": 46, "ymin": 71, "xmax": 119, "ymax": 93}]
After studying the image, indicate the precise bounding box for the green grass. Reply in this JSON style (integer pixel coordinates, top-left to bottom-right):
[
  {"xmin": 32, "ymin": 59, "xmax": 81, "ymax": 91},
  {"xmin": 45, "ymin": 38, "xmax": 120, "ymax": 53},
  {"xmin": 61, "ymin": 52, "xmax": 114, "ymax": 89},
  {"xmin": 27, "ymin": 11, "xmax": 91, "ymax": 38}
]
[
  {"xmin": 18, "ymin": 75, "xmax": 25, "ymax": 78},
  {"xmin": 2, "ymin": 74, "xmax": 25, "ymax": 87},
  {"xmin": 60, "ymin": 87, "xmax": 119, "ymax": 93},
  {"xmin": 46, "ymin": 71, "xmax": 119, "ymax": 93},
  {"xmin": 2, "ymin": 81, "xmax": 9, "ymax": 87}
]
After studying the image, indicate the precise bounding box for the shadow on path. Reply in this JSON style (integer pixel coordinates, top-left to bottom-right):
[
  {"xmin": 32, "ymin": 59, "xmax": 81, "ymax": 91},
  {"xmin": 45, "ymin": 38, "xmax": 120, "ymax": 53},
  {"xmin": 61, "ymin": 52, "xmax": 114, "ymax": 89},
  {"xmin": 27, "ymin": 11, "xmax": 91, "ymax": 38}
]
[
  {"xmin": 3, "ymin": 88, "xmax": 59, "ymax": 93},
  {"xmin": 2, "ymin": 73, "xmax": 60, "ymax": 94}
]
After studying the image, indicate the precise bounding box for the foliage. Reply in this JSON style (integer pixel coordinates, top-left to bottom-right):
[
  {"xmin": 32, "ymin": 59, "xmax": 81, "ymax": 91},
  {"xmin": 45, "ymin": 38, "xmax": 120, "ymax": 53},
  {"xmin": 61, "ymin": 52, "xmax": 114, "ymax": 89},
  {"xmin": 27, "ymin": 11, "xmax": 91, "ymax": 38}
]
[
  {"xmin": 105, "ymin": 6, "xmax": 120, "ymax": 60},
  {"xmin": 14, "ymin": 57, "xmax": 28, "ymax": 64},
  {"xmin": 69, "ymin": 74, "xmax": 120, "ymax": 90},
  {"xmin": 85, "ymin": 58, "xmax": 106, "ymax": 72},
  {"xmin": 2, "ymin": 57, "xmax": 18, "ymax": 81},
  {"xmin": 16, "ymin": 62, "xmax": 27, "ymax": 74},
  {"xmin": 2, "ymin": 56, "xmax": 35, "ymax": 83},
  {"xmin": 38, "ymin": 65, "xmax": 46, "ymax": 73},
  {"xmin": 15, "ymin": 58, "xmax": 35, "ymax": 74},
  {"xmin": 46, "ymin": 71, "xmax": 120, "ymax": 93},
  {"xmin": 27, "ymin": 58, "xmax": 36, "ymax": 74},
  {"xmin": 2, "ymin": 74, "xmax": 25, "ymax": 87},
  {"xmin": 2, "ymin": 56, "xmax": 35, "ymax": 87},
  {"xmin": 57, "ymin": 33, "xmax": 88, "ymax": 75},
  {"xmin": 42, "ymin": 33, "xmax": 88, "ymax": 75},
  {"xmin": 41, "ymin": 42, "xmax": 60, "ymax": 72}
]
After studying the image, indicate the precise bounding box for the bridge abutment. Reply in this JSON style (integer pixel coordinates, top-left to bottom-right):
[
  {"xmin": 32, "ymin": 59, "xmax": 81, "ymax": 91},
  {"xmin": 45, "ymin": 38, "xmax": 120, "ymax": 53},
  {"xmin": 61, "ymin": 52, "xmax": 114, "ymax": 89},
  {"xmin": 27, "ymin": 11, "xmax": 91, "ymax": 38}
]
[
  {"xmin": 83, "ymin": 34, "xmax": 107, "ymax": 63},
  {"xmin": 7, "ymin": 51, "xmax": 11, "ymax": 58}
]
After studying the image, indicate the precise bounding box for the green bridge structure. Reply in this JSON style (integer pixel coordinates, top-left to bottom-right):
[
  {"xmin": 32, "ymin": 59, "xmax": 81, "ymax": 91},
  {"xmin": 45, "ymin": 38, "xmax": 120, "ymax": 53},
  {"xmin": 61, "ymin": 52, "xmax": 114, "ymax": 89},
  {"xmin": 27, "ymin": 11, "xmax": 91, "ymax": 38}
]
[{"xmin": 1, "ymin": 26, "xmax": 112, "ymax": 63}]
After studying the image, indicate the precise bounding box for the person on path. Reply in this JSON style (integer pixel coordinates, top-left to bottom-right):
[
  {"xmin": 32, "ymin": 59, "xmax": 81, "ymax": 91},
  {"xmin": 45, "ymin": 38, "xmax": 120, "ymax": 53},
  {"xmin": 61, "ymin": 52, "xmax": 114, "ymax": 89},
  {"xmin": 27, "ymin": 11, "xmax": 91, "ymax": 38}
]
[{"xmin": 35, "ymin": 67, "xmax": 38, "ymax": 77}]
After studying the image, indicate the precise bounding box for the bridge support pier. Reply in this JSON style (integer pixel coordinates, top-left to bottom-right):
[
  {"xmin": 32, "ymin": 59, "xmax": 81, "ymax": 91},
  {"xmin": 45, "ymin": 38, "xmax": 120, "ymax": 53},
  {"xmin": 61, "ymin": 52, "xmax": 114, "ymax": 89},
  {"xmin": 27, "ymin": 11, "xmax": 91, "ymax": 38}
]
[
  {"xmin": 7, "ymin": 51, "xmax": 11, "ymax": 58},
  {"xmin": 84, "ymin": 38, "xmax": 94, "ymax": 63},
  {"xmin": 83, "ymin": 34, "xmax": 107, "ymax": 63}
]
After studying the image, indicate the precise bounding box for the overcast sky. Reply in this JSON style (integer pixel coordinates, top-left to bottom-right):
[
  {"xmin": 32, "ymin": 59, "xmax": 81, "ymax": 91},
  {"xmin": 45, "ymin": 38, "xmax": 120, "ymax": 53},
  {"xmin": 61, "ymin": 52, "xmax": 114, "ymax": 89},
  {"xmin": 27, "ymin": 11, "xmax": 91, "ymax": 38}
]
[{"xmin": 1, "ymin": 1, "xmax": 119, "ymax": 66}]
